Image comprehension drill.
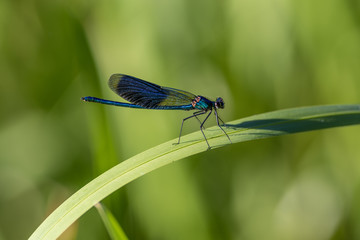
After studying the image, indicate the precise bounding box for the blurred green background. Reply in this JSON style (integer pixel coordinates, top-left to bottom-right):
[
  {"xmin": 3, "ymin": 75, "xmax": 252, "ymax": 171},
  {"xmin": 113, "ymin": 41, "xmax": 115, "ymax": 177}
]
[{"xmin": 1, "ymin": 0, "xmax": 360, "ymax": 239}]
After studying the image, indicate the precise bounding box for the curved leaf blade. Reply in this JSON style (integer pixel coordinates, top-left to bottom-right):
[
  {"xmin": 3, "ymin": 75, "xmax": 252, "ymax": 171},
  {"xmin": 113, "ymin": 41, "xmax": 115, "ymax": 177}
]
[{"xmin": 29, "ymin": 104, "xmax": 360, "ymax": 240}]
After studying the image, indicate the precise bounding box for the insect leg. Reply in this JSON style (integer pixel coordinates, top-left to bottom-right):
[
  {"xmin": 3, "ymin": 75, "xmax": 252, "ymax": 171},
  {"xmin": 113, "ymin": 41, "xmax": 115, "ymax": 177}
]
[
  {"xmin": 175, "ymin": 110, "xmax": 207, "ymax": 145},
  {"xmin": 193, "ymin": 111, "xmax": 206, "ymax": 129},
  {"xmin": 214, "ymin": 109, "xmax": 232, "ymax": 144},
  {"xmin": 217, "ymin": 115, "xmax": 226, "ymax": 126},
  {"xmin": 200, "ymin": 109, "xmax": 213, "ymax": 150}
]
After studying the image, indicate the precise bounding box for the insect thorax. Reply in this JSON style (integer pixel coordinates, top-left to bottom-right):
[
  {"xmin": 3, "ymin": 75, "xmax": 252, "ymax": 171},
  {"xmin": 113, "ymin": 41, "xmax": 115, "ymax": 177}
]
[{"xmin": 192, "ymin": 96, "xmax": 213, "ymax": 110}]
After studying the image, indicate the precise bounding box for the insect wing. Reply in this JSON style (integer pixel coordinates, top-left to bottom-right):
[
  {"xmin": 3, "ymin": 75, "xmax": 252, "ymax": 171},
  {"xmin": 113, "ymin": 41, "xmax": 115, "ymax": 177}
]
[
  {"xmin": 157, "ymin": 87, "xmax": 196, "ymax": 106},
  {"xmin": 108, "ymin": 74, "xmax": 195, "ymax": 108}
]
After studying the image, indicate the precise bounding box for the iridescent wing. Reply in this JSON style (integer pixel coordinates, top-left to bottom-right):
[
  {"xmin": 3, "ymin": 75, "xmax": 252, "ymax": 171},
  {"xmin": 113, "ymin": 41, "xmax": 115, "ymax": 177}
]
[{"xmin": 108, "ymin": 74, "xmax": 196, "ymax": 109}]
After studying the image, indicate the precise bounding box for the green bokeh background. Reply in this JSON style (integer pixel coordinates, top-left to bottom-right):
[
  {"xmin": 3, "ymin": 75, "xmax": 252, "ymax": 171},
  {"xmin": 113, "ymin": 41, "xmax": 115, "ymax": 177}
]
[{"xmin": 1, "ymin": 0, "xmax": 360, "ymax": 239}]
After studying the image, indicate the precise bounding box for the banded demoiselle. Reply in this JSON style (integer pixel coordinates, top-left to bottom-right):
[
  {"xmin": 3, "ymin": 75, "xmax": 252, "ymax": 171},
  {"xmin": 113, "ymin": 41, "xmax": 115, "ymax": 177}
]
[{"xmin": 82, "ymin": 74, "xmax": 231, "ymax": 149}]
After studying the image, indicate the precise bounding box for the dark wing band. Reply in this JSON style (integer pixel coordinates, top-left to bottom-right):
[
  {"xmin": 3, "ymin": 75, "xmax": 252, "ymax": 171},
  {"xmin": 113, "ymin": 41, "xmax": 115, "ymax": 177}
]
[{"xmin": 108, "ymin": 74, "xmax": 196, "ymax": 109}]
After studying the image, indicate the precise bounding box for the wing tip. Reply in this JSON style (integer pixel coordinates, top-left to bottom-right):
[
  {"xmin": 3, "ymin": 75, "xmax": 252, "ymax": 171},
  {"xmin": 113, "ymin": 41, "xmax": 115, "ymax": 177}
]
[{"xmin": 108, "ymin": 73, "xmax": 124, "ymax": 91}]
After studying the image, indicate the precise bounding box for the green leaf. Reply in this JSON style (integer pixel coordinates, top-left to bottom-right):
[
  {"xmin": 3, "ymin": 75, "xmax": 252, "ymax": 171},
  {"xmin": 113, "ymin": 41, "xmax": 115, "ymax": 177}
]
[
  {"xmin": 29, "ymin": 104, "xmax": 360, "ymax": 240},
  {"xmin": 95, "ymin": 203, "xmax": 128, "ymax": 240}
]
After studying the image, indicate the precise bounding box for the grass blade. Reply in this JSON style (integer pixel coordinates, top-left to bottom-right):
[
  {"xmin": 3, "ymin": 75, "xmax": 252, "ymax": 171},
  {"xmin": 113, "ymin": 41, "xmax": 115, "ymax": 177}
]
[
  {"xmin": 95, "ymin": 203, "xmax": 128, "ymax": 240},
  {"xmin": 29, "ymin": 104, "xmax": 360, "ymax": 240}
]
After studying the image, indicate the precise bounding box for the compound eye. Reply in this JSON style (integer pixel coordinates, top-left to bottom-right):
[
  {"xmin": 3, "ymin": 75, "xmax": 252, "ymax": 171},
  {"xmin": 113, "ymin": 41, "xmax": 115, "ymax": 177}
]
[{"xmin": 216, "ymin": 97, "xmax": 225, "ymax": 109}]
